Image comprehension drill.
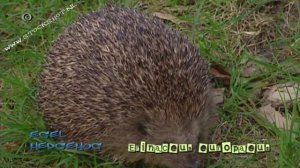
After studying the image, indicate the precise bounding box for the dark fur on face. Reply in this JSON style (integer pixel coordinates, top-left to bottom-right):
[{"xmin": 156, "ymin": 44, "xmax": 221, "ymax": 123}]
[{"xmin": 38, "ymin": 6, "xmax": 217, "ymax": 168}]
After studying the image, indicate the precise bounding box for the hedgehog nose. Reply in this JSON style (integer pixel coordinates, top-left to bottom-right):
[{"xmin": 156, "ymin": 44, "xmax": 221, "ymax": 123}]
[
  {"xmin": 190, "ymin": 161, "xmax": 200, "ymax": 168},
  {"xmin": 188, "ymin": 150, "xmax": 201, "ymax": 168},
  {"xmin": 188, "ymin": 161, "xmax": 201, "ymax": 168}
]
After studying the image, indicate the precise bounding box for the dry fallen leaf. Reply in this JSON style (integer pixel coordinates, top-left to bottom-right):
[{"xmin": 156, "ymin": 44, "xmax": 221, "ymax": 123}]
[
  {"xmin": 4, "ymin": 141, "xmax": 22, "ymax": 151},
  {"xmin": 258, "ymin": 104, "xmax": 291, "ymax": 130},
  {"xmin": 152, "ymin": 12, "xmax": 186, "ymax": 24},
  {"xmin": 210, "ymin": 64, "xmax": 231, "ymax": 87},
  {"xmin": 241, "ymin": 61, "xmax": 259, "ymax": 77},
  {"xmin": 289, "ymin": 67, "xmax": 300, "ymax": 75},
  {"xmin": 211, "ymin": 88, "xmax": 225, "ymax": 105},
  {"xmin": 263, "ymin": 82, "xmax": 300, "ymax": 105},
  {"xmin": 242, "ymin": 31, "xmax": 261, "ymax": 36}
]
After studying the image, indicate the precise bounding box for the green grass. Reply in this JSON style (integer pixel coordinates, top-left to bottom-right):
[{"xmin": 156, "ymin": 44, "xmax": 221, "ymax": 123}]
[{"xmin": 1, "ymin": 0, "xmax": 299, "ymax": 167}]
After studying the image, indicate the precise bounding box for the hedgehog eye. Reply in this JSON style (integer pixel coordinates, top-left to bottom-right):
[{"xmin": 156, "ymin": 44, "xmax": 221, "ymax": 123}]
[{"xmin": 136, "ymin": 122, "xmax": 148, "ymax": 136}]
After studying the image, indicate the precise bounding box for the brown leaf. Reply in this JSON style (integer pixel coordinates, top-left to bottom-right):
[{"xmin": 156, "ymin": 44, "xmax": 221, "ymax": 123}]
[
  {"xmin": 283, "ymin": 62, "xmax": 300, "ymax": 76},
  {"xmin": 242, "ymin": 31, "xmax": 261, "ymax": 36},
  {"xmin": 211, "ymin": 88, "xmax": 225, "ymax": 105},
  {"xmin": 263, "ymin": 82, "xmax": 300, "ymax": 106},
  {"xmin": 241, "ymin": 61, "xmax": 259, "ymax": 77},
  {"xmin": 210, "ymin": 64, "xmax": 231, "ymax": 86},
  {"xmin": 258, "ymin": 104, "xmax": 291, "ymax": 130},
  {"xmin": 4, "ymin": 141, "xmax": 22, "ymax": 151},
  {"xmin": 289, "ymin": 67, "xmax": 300, "ymax": 75},
  {"xmin": 152, "ymin": 12, "xmax": 186, "ymax": 24}
]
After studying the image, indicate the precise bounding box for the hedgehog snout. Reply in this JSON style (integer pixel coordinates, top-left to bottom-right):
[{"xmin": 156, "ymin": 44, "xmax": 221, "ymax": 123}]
[
  {"xmin": 191, "ymin": 162, "xmax": 201, "ymax": 168},
  {"xmin": 189, "ymin": 150, "xmax": 202, "ymax": 168}
]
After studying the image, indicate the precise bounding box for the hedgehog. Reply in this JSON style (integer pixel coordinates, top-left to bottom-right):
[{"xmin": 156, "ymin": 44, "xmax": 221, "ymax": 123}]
[{"xmin": 37, "ymin": 6, "xmax": 217, "ymax": 168}]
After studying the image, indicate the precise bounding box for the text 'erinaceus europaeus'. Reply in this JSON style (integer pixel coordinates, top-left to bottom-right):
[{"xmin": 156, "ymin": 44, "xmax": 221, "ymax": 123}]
[{"xmin": 38, "ymin": 6, "xmax": 217, "ymax": 168}]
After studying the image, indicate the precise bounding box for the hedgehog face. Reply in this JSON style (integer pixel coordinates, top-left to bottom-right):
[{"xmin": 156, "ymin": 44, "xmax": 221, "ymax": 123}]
[
  {"xmin": 100, "ymin": 91, "xmax": 215, "ymax": 168},
  {"xmin": 133, "ymin": 116, "xmax": 211, "ymax": 168}
]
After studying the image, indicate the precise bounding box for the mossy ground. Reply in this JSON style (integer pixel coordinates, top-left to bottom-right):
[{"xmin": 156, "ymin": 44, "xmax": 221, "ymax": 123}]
[{"xmin": 0, "ymin": 0, "xmax": 299, "ymax": 167}]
